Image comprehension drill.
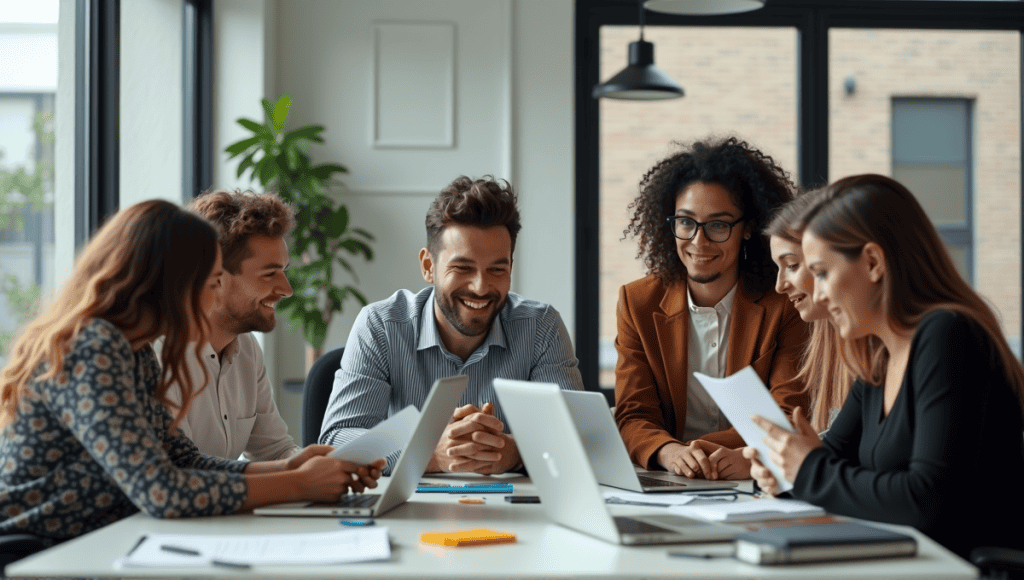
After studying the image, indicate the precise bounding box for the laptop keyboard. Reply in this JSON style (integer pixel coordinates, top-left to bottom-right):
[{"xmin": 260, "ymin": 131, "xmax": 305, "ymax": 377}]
[
  {"xmin": 613, "ymin": 517, "xmax": 674, "ymax": 535},
  {"xmin": 637, "ymin": 475, "xmax": 687, "ymax": 488},
  {"xmin": 334, "ymin": 494, "xmax": 380, "ymax": 508}
]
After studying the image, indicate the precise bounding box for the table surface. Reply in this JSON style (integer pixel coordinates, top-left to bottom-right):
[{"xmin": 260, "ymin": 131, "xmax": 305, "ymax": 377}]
[{"xmin": 7, "ymin": 474, "xmax": 978, "ymax": 579}]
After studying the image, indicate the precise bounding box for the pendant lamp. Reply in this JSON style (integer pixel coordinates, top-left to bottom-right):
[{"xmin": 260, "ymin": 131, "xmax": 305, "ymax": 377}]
[
  {"xmin": 643, "ymin": 0, "xmax": 765, "ymax": 15},
  {"xmin": 592, "ymin": 1, "xmax": 684, "ymax": 101}
]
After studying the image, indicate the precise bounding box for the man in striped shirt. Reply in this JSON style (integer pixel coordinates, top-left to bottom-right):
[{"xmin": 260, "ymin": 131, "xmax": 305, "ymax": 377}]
[{"xmin": 321, "ymin": 176, "xmax": 583, "ymax": 474}]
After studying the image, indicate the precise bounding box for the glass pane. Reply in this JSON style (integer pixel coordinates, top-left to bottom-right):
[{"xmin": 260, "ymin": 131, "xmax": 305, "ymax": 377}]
[
  {"xmin": 830, "ymin": 28, "xmax": 1022, "ymax": 354},
  {"xmin": 892, "ymin": 164, "xmax": 967, "ymax": 224},
  {"xmin": 944, "ymin": 241, "xmax": 968, "ymax": 282},
  {"xmin": 0, "ymin": 1, "xmax": 59, "ymax": 366},
  {"xmin": 599, "ymin": 26, "xmax": 798, "ymax": 389}
]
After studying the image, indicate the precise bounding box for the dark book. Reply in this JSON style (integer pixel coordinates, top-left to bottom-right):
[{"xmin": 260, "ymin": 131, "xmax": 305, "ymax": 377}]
[{"xmin": 733, "ymin": 519, "xmax": 918, "ymax": 565}]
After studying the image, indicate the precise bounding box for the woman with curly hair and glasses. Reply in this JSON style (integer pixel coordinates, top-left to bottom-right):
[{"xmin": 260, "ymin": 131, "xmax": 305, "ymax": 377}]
[{"xmin": 615, "ymin": 136, "xmax": 810, "ymax": 481}]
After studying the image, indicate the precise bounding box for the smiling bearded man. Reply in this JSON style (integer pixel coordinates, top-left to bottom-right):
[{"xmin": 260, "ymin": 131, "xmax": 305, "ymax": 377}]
[
  {"xmin": 320, "ymin": 175, "xmax": 583, "ymax": 476},
  {"xmin": 158, "ymin": 189, "xmax": 302, "ymax": 461}
]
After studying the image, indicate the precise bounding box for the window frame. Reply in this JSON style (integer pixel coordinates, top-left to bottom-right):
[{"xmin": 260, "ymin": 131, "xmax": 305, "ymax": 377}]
[{"xmin": 575, "ymin": 0, "xmax": 1024, "ymax": 393}]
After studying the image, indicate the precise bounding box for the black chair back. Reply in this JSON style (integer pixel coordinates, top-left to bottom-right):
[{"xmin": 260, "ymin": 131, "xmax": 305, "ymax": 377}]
[
  {"xmin": 0, "ymin": 533, "xmax": 46, "ymax": 571},
  {"xmin": 301, "ymin": 347, "xmax": 345, "ymax": 447}
]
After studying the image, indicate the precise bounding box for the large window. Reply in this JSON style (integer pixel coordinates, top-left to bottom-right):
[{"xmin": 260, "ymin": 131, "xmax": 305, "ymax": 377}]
[
  {"xmin": 0, "ymin": 2, "xmax": 59, "ymax": 364},
  {"xmin": 576, "ymin": 1, "xmax": 1024, "ymax": 392},
  {"xmin": 597, "ymin": 25, "xmax": 797, "ymax": 389}
]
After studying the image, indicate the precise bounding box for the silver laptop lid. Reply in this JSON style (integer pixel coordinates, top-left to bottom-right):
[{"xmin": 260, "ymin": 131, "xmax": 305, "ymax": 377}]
[
  {"xmin": 561, "ymin": 390, "xmax": 737, "ymax": 493},
  {"xmin": 374, "ymin": 374, "xmax": 470, "ymax": 516},
  {"xmin": 493, "ymin": 379, "xmax": 621, "ymax": 544}
]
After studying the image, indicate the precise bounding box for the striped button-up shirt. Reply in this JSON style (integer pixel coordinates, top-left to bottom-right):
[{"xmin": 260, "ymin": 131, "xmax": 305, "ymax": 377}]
[{"xmin": 320, "ymin": 287, "xmax": 583, "ymax": 471}]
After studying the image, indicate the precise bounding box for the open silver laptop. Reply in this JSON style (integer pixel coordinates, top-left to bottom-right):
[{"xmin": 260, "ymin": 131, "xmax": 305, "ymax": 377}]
[
  {"xmin": 494, "ymin": 379, "xmax": 742, "ymax": 546},
  {"xmin": 562, "ymin": 390, "xmax": 737, "ymax": 493},
  {"xmin": 254, "ymin": 375, "xmax": 469, "ymax": 518}
]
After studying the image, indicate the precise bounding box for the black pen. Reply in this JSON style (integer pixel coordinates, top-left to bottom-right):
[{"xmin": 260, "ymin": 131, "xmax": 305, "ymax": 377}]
[
  {"xmin": 160, "ymin": 544, "xmax": 200, "ymax": 556},
  {"xmin": 160, "ymin": 544, "xmax": 252, "ymax": 569}
]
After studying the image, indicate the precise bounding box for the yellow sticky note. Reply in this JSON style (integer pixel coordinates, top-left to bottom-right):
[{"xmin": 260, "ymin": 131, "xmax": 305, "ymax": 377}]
[{"xmin": 420, "ymin": 529, "xmax": 517, "ymax": 547}]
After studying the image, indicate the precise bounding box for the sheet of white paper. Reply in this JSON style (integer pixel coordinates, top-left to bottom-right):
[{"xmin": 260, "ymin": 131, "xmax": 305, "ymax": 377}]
[
  {"xmin": 669, "ymin": 498, "xmax": 824, "ymax": 522},
  {"xmin": 329, "ymin": 405, "xmax": 419, "ymax": 463},
  {"xmin": 693, "ymin": 367, "xmax": 795, "ymax": 493},
  {"xmin": 119, "ymin": 528, "xmax": 391, "ymax": 568},
  {"xmin": 601, "ymin": 489, "xmax": 700, "ymax": 506}
]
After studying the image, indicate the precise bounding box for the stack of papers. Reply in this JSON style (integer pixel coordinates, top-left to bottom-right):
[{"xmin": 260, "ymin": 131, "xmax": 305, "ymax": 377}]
[
  {"xmin": 670, "ymin": 498, "xmax": 825, "ymax": 523},
  {"xmin": 601, "ymin": 489, "xmax": 702, "ymax": 507},
  {"xmin": 119, "ymin": 528, "xmax": 391, "ymax": 568}
]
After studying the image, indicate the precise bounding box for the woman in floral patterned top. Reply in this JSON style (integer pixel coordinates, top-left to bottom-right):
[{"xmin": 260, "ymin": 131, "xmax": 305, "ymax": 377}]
[{"xmin": 0, "ymin": 200, "xmax": 384, "ymax": 545}]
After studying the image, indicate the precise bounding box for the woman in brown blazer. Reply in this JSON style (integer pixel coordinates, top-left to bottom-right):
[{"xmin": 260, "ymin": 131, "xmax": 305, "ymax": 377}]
[{"xmin": 616, "ymin": 136, "xmax": 809, "ymax": 481}]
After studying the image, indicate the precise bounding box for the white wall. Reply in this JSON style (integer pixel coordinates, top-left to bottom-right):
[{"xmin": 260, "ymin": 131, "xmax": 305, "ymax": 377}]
[{"xmin": 212, "ymin": 0, "xmax": 575, "ymax": 435}]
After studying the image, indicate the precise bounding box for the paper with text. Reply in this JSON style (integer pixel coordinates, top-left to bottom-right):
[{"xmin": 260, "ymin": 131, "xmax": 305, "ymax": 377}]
[
  {"xmin": 670, "ymin": 498, "xmax": 824, "ymax": 522},
  {"xmin": 329, "ymin": 405, "xmax": 419, "ymax": 463},
  {"xmin": 694, "ymin": 367, "xmax": 795, "ymax": 492},
  {"xmin": 119, "ymin": 528, "xmax": 391, "ymax": 568}
]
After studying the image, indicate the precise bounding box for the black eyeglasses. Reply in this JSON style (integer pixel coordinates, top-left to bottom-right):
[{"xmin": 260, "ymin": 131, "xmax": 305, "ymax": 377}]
[{"xmin": 666, "ymin": 216, "xmax": 744, "ymax": 243}]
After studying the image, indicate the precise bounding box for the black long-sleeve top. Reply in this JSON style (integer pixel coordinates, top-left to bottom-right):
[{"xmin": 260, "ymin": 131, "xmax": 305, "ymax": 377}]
[{"xmin": 793, "ymin": 310, "xmax": 1024, "ymax": 558}]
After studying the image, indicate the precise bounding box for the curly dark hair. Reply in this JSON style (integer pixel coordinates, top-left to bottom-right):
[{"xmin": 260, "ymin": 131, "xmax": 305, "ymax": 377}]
[
  {"xmin": 426, "ymin": 175, "xmax": 522, "ymax": 255},
  {"xmin": 623, "ymin": 136, "xmax": 796, "ymax": 293},
  {"xmin": 189, "ymin": 189, "xmax": 296, "ymax": 274}
]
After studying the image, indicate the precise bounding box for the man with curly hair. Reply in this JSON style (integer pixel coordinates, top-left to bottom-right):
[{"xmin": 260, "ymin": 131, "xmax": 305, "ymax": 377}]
[
  {"xmin": 160, "ymin": 189, "xmax": 302, "ymax": 461},
  {"xmin": 321, "ymin": 176, "xmax": 583, "ymax": 475},
  {"xmin": 615, "ymin": 136, "xmax": 810, "ymax": 481}
]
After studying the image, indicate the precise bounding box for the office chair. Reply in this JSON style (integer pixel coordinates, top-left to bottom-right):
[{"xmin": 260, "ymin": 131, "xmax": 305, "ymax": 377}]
[
  {"xmin": 972, "ymin": 547, "xmax": 1024, "ymax": 580},
  {"xmin": 0, "ymin": 533, "xmax": 46, "ymax": 571},
  {"xmin": 301, "ymin": 347, "xmax": 345, "ymax": 447}
]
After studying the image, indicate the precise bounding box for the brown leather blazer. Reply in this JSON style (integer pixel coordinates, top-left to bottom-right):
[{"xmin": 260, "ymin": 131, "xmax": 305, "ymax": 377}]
[{"xmin": 613, "ymin": 275, "xmax": 810, "ymax": 469}]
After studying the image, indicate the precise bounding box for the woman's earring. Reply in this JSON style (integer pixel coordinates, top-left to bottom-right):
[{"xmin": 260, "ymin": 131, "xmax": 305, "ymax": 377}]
[{"xmin": 743, "ymin": 243, "xmax": 748, "ymax": 261}]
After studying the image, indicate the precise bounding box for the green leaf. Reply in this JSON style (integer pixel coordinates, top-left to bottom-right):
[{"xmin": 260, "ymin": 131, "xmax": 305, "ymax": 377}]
[
  {"xmin": 323, "ymin": 206, "xmax": 349, "ymax": 238},
  {"xmin": 261, "ymin": 98, "xmax": 276, "ymax": 125},
  {"xmin": 311, "ymin": 163, "xmax": 348, "ymax": 180},
  {"xmin": 327, "ymin": 287, "xmax": 349, "ymax": 311},
  {"xmin": 282, "ymin": 125, "xmax": 326, "ymax": 146},
  {"xmin": 236, "ymin": 152, "xmax": 257, "ymax": 180},
  {"xmin": 225, "ymin": 136, "xmax": 262, "ymax": 157},
  {"xmin": 339, "ymin": 238, "xmax": 374, "ymax": 261},
  {"xmin": 302, "ymin": 310, "xmax": 328, "ymax": 350},
  {"xmin": 351, "ymin": 227, "xmax": 375, "ymax": 241},
  {"xmin": 238, "ymin": 118, "xmax": 273, "ymax": 139},
  {"xmin": 272, "ymin": 94, "xmax": 293, "ymax": 132},
  {"xmin": 345, "ymin": 286, "xmax": 369, "ymax": 307}
]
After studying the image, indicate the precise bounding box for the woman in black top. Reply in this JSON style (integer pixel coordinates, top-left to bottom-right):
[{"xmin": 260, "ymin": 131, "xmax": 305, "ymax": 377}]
[{"xmin": 745, "ymin": 174, "xmax": 1024, "ymax": 557}]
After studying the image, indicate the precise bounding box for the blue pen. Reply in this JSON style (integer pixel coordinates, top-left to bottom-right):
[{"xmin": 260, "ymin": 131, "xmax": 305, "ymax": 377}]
[{"xmin": 339, "ymin": 518, "xmax": 375, "ymax": 527}]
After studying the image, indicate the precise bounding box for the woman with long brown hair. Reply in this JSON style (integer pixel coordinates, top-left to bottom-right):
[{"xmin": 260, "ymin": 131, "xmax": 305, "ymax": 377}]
[
  {"xmin": 764, "ymin": 192, "xmax": 856, "ymax": 433},
  {"xmin": 746, "ymin": 174, "xmax": 1024, "ymax": 557},
  {"xmin": 0, "ymin": 200, "xmax": 383, "ymax": 545}
]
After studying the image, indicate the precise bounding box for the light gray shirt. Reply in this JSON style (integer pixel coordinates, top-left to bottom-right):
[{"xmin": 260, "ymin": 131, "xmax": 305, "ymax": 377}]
[
  {"xmin": 161, "ymin": 333, "xmax": 300, "ymax": 461},
  {"xmin": 320, "ymin": 287, "xmax": 584, "ymax": 472}
]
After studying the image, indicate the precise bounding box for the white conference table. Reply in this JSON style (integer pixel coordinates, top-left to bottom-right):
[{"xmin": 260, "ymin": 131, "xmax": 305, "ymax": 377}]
[{"xmin": 7, "ymin": 474, "xmax": 978, "ymax": 579}]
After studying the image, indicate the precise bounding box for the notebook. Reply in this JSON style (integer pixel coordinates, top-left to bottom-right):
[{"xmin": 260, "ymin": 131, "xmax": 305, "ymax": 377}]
[
  {"xmin": 561, "ymin": 390, "xmax": 737, "ymax": 493},
  {"xmin": 494, "ymin": 379, "xmax": 743, "ymax": 546},
  {"xmin": 254, "ymin": 375, "xmax": 469, "ymax": 518},
  {"xmin": 733, "ymin": 519, "xmax": 918, "ymax": 564}
]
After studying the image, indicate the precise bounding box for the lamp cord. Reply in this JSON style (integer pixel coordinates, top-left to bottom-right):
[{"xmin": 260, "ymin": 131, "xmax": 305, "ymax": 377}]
[{"xmin": 638, "ymin": 0, "xmax": 645, "ymax": 40}]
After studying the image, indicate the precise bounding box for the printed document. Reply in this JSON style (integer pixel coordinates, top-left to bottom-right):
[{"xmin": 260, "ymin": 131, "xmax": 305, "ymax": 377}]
[
  {"xmin": 119, "ymin": 528, "xmax": 391, "ymax": 568},
  {"xmin": 694, "ymin": 367, "xmax": 795, "ymax": 492},
  {"xmin": 329, "ymin": 405, "xmax": 419, "ymax": 463}
]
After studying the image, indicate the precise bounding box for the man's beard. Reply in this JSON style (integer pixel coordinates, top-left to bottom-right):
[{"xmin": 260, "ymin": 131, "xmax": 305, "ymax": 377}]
[
  {"xmin": 223, "ymin": 301, "xmax": 276, "ymax": 335},
  {"xmin": 688, "ymin": 271, "xmax": 722, "ymax": 285},
  {"xmin": 436, "ymin": 290, "xmax": 504, "ymax": 337}
]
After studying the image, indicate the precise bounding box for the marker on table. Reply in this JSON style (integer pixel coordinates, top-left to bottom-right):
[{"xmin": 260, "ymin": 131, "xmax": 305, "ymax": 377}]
[{"xmin": 159, "ymin": 544, "xmax": 252, "ymax": 570}]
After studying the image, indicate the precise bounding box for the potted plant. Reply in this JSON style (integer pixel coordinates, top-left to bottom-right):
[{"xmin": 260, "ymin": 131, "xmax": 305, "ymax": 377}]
[{"xmin": 225, "ymin": 94, "xmax": 373, "ymax": 365}]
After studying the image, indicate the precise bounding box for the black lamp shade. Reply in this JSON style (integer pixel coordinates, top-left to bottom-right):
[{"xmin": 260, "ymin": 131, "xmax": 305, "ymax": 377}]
[
  {"xmin": 644, "ymin": 0, "xmax": 765, "ymax": 15},
  {"xmin": 592, "ymin": 40, "xmax": 684, "ymax": 100}
]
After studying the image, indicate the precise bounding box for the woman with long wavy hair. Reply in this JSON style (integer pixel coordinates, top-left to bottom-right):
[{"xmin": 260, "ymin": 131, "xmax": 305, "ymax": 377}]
[
  {"xmin": 746, "ymin": 174, "xmax": 1024, "ymax": 557},
  {"xmin": 0, "ymin": 200, "xmax": 383, "ymax": 545},
  {"xmin": 765, "ymin": 192, "xmax": 856, "ymax": 433}
]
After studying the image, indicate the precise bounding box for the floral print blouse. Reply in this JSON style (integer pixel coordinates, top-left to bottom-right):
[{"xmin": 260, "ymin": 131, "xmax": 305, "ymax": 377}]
[{"xmin": 0, "ymin": 318, "xmax": 248, "ymax": 543}]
